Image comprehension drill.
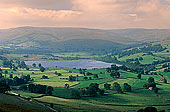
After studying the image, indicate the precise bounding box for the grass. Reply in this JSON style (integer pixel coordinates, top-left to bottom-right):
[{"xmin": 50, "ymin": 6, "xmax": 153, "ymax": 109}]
[
  {"xmin": 0, "ymin": 93, "xmax": 50, "ymax": 112},
  {"xmin": 52, "ymin": 87, "xmax": 73, "ymax": 98},
  {"xmin": 1, "ymin": 57, "xmax": 170, "ymax": 111},
  {"xmin": 52, "ymin": 52, "xmax": 100, "ymax": 60},
  {"xmin": 9, "ymin": 91, "xmax": 42, "ymax": 98},
  {"xmin": 35, "ymin": 96, "xmax": 120, "ymax": 112},
  {"xmin": 35, "ymin": 93, "xmax": 170, "ymax": 112},
  {"xmin": 118, "ymin": 53, "xmax": 164, "ymax": 64}
]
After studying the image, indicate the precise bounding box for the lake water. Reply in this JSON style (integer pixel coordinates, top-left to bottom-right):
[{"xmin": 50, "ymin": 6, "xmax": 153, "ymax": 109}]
[{"xmin": 25, "ymin": 60, "xmax": 121, "ymax": 69}]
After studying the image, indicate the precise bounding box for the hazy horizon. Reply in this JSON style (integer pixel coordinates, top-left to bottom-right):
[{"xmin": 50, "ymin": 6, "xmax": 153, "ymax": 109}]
[
  {"xmin": 1, "ymin": 26, "xmax": 170, "ymax": 30},
  {"xmin": 0, "ymin": 0, "xmax": 170, "ymax": 29}
]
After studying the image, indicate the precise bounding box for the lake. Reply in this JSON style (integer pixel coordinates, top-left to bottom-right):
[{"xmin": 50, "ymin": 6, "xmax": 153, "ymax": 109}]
[{"xmin": 25, "ymin": 60, "xmax": 121, "ymax": 69}]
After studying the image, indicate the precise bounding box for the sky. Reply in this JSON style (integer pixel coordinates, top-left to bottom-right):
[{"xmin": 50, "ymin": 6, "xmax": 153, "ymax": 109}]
[{"xmin": 0, "ymin": 0, "xmax": 170, "ymax": 29}]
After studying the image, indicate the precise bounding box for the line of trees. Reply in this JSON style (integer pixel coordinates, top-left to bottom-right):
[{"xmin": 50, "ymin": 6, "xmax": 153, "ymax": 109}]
[
  {"xmin": 104, "ymin": 82, "xmax": 131, "ymax": 93},
  {"xmin": 71, "ymin": 83, "xmax": 104, "ymax": 98},
  {"xmin": 0, "ymin": 75, "xmax": 31, "ymax": 86},
  {"xmin": 20, "ymin": 84, "xmax": 54, "ymax": 95}
]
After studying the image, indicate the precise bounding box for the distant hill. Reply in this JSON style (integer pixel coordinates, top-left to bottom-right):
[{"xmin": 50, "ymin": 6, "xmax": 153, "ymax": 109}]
[{"xmin": 0, "ymin": 27, "xmax": 170, "ymax": 53}]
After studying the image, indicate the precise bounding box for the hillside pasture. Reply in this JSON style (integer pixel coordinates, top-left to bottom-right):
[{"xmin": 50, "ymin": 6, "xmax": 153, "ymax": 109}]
[{"xmin": 118, "ymin": 53, "xmax": 164, "ymax": 64}]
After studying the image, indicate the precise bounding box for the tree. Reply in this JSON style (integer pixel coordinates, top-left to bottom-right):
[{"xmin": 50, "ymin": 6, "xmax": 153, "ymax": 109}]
[
  {"xmin": 71, "ymin": 89, "xmax": 81, "ymax": 98},
  {"xmin": 42, "ymin": 75, "xmax": 48, "ymax": 79},
  {"xmin": 32, "ymin": 63, "xmax": 36, "ymax": 67},
  {"xmin": 104, "ymin": 83, "xmax": 111, "ymax": 90},
  {"xmin": 65, "ymin": 83, "xmax": 70, "ymax": 89},
  {"xmin": 137, "ymin": 74, "xmax": 141, "ymax": 79},
  {"xmin": 26, "ymin": 67, "xmax": 29, "ymax": 71},
  {"xmin": 148, "ymin": 77, "xmax": 154, "ymax": 83},
  {"xmin": 143, "ymin": 107, "xmax": 157, "ymax": 112},
  {"xmin": 20, "ymin": 61, "xmax": 27, "ymax": 69},
  {"xmin": 93, "ymin": 74, "xmax": 98, "ymax": 79},
  {"xmin": 0, "ymin": 68, "xmax": 2, "ymax": 73},
  {"xmin": 2, "ymin": 60, "xmax": 12, "ymax": 68},
  {"xmin": 112, "ymin": 82, "xmax": 122, "ymax": 93},
  {"xmin": 28, "ymin": 84, "xmax": 35, "ymax": 92},
  {"xmin": 19, "ymin": 85, "xmax": 27, "ymax": 91},
  {"xmin": 9, "ymin": 74, "xmax": 13, "ymax": 78},
  {"xmin": 143, "ymin": 77, "xmax": 156, "ymax": 89},
  {"xmin": 0, "ymin": 73, "xmax": 2, "ymax": 79},
  {"xmin": 163, "ymin": 78, "xmax": 167, "ymax": 83},
  {"xmin": 162, "ymin": 63, "xmax": 168, "ymax": 68},
  {"xmin": 54, "ymin": 71, "xmax": 62, "ymax": 76},
  {"xmin": 4, "ymin": 70, "xmax": 8, "ymax": 78},
  {"xmin": 46, "ymin": 86, "xmax": 53, "ymax": 95},
  {"xmin": 110, "ymin": 71, "xmax": 120, "ymax": 78},
  {"xmin": 86, "ymin": 72, "xmax": 93, "ymax": 76},
  {"xmin": 98, "ymin": 89, "xmax": 104, "ymax": 95},
  {"xmin": 86, "ymin": 83, "xmax": 99, "ymax": 96},
  {"xmin": 79, "ymin": 68, "xmax": 83, "ymax": 74},
  {"xmin": 123, "ymin": 83, "xmax": 131, "ymax": 92},
  {"xmin": 119, "ymin": 65, "xmax": 128, "ymax": 71},
  {"xmin": 111, "ymin": 65, "xmax": 119, "ymax": 71},
  {"xmin": 40, "ymin": 66, "xmax": 45, "ymax": 72},
  {"xmin": 54, "ymin": 71, "xmax": 58, "ymax": 75},
  {"xmin": 106, "ymin": 67, "xmax": 111, "ymax": 73},
  {"xmin": 69, "ymin": 75, "xmax": 76, "ymax": 81},
  {"xmin": 139, "ymin": 57, "xmax": 143, "ymax": 61},
  {"xmin": 38, "ymin": 63, "xmax": 42, "ymax": 67},
  {"xmin": 84, "ymin": 77, "xmax": 88, "ymax": 80},
  {"xmin": 153, "ymin": 87, "xmax": 158, "ymax": 94},
  {"xmin": 0, "ymin": 83, "xmax": 10, "ymax": 93}
]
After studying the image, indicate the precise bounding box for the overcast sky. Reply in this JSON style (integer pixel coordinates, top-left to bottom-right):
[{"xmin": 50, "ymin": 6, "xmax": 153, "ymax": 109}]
[{"xmin": 0, "ymin": 0, "xmax": 170, "ymax": 29}]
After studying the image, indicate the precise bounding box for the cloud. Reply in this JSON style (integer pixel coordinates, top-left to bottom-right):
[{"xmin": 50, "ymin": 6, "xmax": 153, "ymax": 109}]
[
  {"xmin": 0, "ymin": 0, "xmax": 170, "ymax": 29},
  {"xmin": 0, "ymin": 0, "xmax": 72, "ymax": 10}
]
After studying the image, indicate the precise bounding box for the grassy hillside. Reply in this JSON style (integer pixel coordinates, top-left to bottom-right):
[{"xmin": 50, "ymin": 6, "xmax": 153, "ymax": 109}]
[
  {"xmin": 1, "ymin": 27, "xmax": 170, "ymax": 54},
  {"xmin": 0, "ymin": 27, "xmax": 138, "ymax": 45},
  {"xmin": 0, "ymin": 93, "xmax": 50, "ymax": 112},
  {"xmin": 0, "ymin": 104, "xmax": 44, "ymax": 112},
  {"xmin": 1, "ymin": 27, "xmax": 170, "ymax": 45}
]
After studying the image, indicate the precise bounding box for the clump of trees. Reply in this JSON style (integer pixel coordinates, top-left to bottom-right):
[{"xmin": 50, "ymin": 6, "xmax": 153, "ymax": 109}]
[
  {"xmin": 54, "ymin": 71, "xmax": 62, "ymax": 76},
  {"xmin": 143, "ymin": 77, "xmax": 158, "ymax": 94},
  {"xmin": 69, "ymin": 75, "xmax": 77, "ymax": 81},
  {"xmin": 40, "ymin": 66, "xmax": 45, "ymax": 72},
  {"xmin": 0, "ymin": 83, "xmax": 10, "ymax": 93},
  {"xmin": 42, "ymin": 75, "xmax": 49, "ymax": 79},
  {"xmin": 0, "ymin": 75, "xmax": 31, "ymax": 86},
  {"xmin": 137, "ymin": 73, "xmax": 142, "ymax": 79},
  {"xmin": 104, "ymin": 83, "xmax": 111, "ymax": 90},
  {"xmin": 112, "ymin": 82, "xmax": 123, "ymax": 93},
  {"xmin": 143, "ymin": 77, "xmax": 156, "ymax": 89},
  {"xmin": 86, "ymin": 83, "xmax": 104, "ymax": 96},
  {"xmin": 32, "ymin": 63, "xmax": 36, "ymax": 67},
  {"xmin": 107, "ymin": 65, "xmax": 121, "ymax": 79},
  {"xmin": 123, "ymin": 83, "xmax": 131, "ymax": 92},
  {"xmin": 104, "ymin": 82, "xmax": 132, "ymax": 93},
  {"xmin": 137, "ymin": 106, "xmax": 165, "ymax": 112},
  {"xmin": 2, "ymin": 60, "xmax": 30, "ymax": 71},
  {"xmin": 20, "ymin": 84, "xmax": 54, "ymax": 95},
  {"xmin": 79, "ymin": 68, "xmax": 86, "ymax": 75},
  {"xmin": 71, "ymin": 83, "xmax": 105, "ymax": 98}
]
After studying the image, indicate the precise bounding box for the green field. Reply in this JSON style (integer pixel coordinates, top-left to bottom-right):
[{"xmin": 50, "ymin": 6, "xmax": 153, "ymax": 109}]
[
  {"xmin": 118, "ymin": 53, "xmax": 164, "ymax": 64},
  {"xmin": 1, "ymin": 51, "xmax": 170, "ymax": 112},
  {"xmin": 3, "ymin": 66, "xmax": 170, "ymax": 111},
  {"xmin": 0, "ymin": 93, "xmax": 50, "ymax": 112}
]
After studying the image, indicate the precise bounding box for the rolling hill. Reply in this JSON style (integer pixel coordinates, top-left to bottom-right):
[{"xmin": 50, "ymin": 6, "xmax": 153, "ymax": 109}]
[{"xmin": 0, "ymin": 27, "xmax": 170, "ymax": 53}]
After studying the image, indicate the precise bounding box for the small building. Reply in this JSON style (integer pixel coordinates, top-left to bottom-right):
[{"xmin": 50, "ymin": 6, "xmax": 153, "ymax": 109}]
[{"xmin": 149, "ymin": 87, "xmax": 153, "ymax": 90}]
